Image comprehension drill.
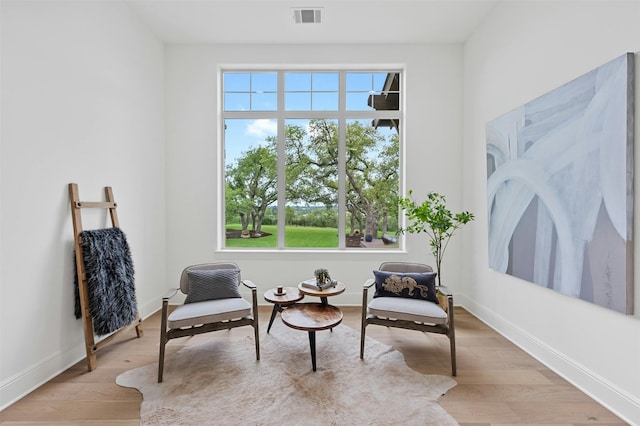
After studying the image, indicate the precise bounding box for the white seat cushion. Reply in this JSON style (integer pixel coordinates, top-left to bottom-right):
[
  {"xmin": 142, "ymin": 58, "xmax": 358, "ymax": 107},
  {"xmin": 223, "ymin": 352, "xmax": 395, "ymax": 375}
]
[
  {"xmin": 168, "ymin": 297, "xmax": 252, "ymax": 329},
  {"xmin": 368, "ymin": 297, "xmax": 447, "ymax": 325}
]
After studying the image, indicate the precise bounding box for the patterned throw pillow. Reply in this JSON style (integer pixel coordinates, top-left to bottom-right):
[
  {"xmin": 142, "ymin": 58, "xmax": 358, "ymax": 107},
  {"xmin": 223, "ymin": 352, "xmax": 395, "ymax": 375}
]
[
  {"xmin": 372, "ymin": 270, "xmax": 439, "ymax": 304},
  {"xmin": 184, "ymin": 269, "xmax": 241, "ymax": 303}
]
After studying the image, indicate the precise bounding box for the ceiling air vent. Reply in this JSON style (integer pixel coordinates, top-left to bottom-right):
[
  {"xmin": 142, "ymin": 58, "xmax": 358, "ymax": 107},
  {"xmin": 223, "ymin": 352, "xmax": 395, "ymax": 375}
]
[{"xmin": 293, "ymin": 8, "xmax": 322, "ymax": 24}]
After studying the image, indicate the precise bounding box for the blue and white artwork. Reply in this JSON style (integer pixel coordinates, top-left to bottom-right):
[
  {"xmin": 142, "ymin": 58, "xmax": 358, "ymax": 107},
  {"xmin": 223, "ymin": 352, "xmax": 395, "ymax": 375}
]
[{"xmin": 486, "ymin": 53, "xmax": 634, "ymax": 314}]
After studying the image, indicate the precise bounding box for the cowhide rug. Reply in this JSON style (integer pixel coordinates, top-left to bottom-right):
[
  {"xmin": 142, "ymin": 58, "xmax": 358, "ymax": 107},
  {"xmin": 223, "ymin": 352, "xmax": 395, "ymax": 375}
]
[{"xmin": 117, "ymin": 320, "xmax": 458, "ymax": 425}]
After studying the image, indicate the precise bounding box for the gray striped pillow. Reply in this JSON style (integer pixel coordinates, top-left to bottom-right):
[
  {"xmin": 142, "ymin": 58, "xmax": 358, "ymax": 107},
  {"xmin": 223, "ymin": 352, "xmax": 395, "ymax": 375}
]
[{"xmin": 184, "ymin": 269, "xmax": 241, "ymax": 303}]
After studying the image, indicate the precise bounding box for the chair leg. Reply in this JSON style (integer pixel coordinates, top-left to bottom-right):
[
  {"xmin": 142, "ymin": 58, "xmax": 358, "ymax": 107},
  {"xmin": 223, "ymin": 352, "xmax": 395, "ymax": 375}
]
[
  {"xmin": 253, "ymin": 321, "xmax": 260, "ymax": 361},
  {"xmin": 158, "ymin": 338, "xmax": 166, "ymax": 383},
  {"xmin": 158, "ymin": 300, "xmax": 169, "ymax": 383},
  {"xmin": 360, "ymin": 288, "xmax": 369, "ymax": 359},
  {"xmin": 360, "ymin": 323, "xmax": 367, "ymax": 359},
  {"xmin": 447, "ymin": 296, "xmax": 457, "ymax": 376},
  {"xmin": 251, "ymin": 288, "xmax": 260, "ymax": 361},
  {"xmin": 449, "ymin": 333, "xmax": 457, "ymax": 376}
]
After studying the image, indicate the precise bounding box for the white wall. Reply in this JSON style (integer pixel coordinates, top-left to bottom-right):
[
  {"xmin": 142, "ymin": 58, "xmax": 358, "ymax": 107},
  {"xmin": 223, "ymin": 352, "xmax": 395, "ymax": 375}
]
[
  {"xmin": 164, "ymin": 44, "xmax": 467, "ymax": 305},
  {"xmin": 462, "ymin": 1, "xmax": 640, "ymax": 423},
  {"xmin": 0, "ymin": 1, "xmax": 166, "ymax": 409}
]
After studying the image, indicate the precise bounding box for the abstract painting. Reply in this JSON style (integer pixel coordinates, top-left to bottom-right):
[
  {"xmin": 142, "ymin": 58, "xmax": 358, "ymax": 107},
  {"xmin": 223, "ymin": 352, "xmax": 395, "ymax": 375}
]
[{"xmin": 486, "ymin": 53, "xmax": 634, "ymax": 314}]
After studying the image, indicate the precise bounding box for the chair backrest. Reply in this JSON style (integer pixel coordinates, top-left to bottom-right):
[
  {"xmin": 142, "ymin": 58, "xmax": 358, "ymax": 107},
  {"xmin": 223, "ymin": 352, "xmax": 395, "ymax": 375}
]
[
  {"xmin": 378, "ymin": 262, "xmax": 433, "ymax": 273},
  {"xmin": 179, "ymin": 262, "xmax": 241, "ymax": 294}
]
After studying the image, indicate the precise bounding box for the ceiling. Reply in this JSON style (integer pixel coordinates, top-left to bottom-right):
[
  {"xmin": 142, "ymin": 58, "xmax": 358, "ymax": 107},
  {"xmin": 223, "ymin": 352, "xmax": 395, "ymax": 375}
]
[{"xmin": 126, "ymin": 0, "xmax": 499, "ymax": 44}]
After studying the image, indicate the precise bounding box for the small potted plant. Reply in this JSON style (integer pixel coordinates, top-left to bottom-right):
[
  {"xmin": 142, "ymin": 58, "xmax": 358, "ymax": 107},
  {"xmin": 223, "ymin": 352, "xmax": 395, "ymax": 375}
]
[
  {"xmin": 314, "ymin": 268, "xmax": 330, "ymax": 286},
  {"xmin": 399, "ymin": 190, "xmax": 474, "ymax": 287}
]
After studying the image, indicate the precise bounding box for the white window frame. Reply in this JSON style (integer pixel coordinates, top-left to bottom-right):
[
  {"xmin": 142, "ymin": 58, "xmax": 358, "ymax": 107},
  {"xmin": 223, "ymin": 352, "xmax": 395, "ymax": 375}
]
[{"xmin": 220, "ymin": 68, "xmax": 403, "ymax": 251}]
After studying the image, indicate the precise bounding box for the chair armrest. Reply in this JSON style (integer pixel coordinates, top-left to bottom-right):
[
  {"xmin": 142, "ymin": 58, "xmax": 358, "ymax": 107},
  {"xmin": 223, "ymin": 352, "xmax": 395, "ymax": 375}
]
[
  {"xmin": 436, "ymin": 286, "xmax": 455, "ymax": 319},
  {"xmin": 162, "ymin": 288, "xmax": 179, "ymax": 301},
  {"xmin": 161, "ymin": 289, "xmax": 179, "ymax": 330},
  {"xmin": 438, "ymin": 286, "xmax": 453, "ymax": 297},
  {"xmin": 241, "ymin": 280, "xmax": 257, "ymax": 290},
  {"xmin": 363, "ymin": 278, "xmax": 376, "ymax": 289},
  {"xmin": 242, "ymin": 280, "xmax": 259, "ymax": 325}
]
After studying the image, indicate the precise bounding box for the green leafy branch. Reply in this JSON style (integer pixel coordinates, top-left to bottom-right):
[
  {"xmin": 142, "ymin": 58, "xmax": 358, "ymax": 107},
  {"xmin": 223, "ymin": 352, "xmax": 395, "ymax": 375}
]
[{"xmin": 399, "ymin": 190, "xmax": 474, "ymax": 287}]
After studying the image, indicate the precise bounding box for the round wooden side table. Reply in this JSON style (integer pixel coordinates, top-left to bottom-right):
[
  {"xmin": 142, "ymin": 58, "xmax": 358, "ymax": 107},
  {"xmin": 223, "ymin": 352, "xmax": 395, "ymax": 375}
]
[
  {"xmin": 263, "ymin": 287, "xmax": 304, "ymax": 333},
  {"xmin": 297, "ymin": 281, "xmax": 345, "ymax": 304},
  {"xmin": 281, "ymin": 302, "xmax": 343, "ymax": 371}
]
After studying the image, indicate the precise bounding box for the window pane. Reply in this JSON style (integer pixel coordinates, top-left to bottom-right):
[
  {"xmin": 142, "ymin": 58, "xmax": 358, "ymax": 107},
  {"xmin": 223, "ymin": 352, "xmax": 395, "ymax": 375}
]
[
  {"xmin": 224, "ymin": 119, "xmax": 278, "ymax": 248},
  {"xmin": 346, "ymin": 72, "xmax": 372, "ymax": 91},
  {"xmin": 225, "ymin": 93, "xmax": 250, "ymax": 111},
  {"xmin": 312, "ymin": 72, "xmax": 339, "ymax": 91},
  {"xmin": 345, "ymin": 119, "xmax": 400, "ymax": 249},
  {"xmin": 285, "ymin": 73, "xmax": 311, "ymax": 91},
  {"xmin": 224, "ymin": 72, "xmax": 250, "ymax": 91},
  {"xmin": 285, "ymin": 92, "xmax": 311, "ymax": 111},
  {"xmin": 346, "ymin": 92, "xmax": 373, "ymax": 111},
  {"xmin": 312, "ymin": 92, "xmax": 338, "ymax": 111},
  {"xmin": 373, "ymin": 73, "xmax": 387, "ymax": 90},
  {"xmin": 252, "ymin": 92, "xmax": 277, "ymax": 111},
  {"xmin": 285, "ymin": 118, "xmax": 339, "ymax": 248}
]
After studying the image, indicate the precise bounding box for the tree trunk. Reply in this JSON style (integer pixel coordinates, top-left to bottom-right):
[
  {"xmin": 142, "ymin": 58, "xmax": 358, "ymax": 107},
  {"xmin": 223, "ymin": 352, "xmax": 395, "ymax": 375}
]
[
  {"xmin": 239, "ymin": 212, "xmax": 249, "ymax": 231},
  {"xmin": 250, "ymin": 212, "xmax": 257, "ymax": 231},
  {"xmin": 381, "ymin": 208, "xmax": 388, "ymax": 234},
  {"xmin": 255, "ymin": 207, "xmax": 265, "ymax": 233},
  {"xmin": 365, "ymin": 206, "xmax": 379, "ymax": 237}
]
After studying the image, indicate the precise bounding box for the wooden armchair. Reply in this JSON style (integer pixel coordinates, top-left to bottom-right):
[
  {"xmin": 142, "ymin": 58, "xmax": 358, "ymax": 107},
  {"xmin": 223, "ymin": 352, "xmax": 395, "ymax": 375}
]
[
  {"xmin": 360, "ymin": 261, "xmax": 456, "ymax": 376},
  {"xmin": 158, "ymin": 262, "xmax": 260, "ymax": 382}
]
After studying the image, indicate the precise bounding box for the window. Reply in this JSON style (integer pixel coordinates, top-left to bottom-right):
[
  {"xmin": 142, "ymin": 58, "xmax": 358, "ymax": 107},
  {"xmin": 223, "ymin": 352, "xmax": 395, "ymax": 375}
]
[{"xmin": 223, "ymin": 70, "xmax": 401, "ymax": 250}]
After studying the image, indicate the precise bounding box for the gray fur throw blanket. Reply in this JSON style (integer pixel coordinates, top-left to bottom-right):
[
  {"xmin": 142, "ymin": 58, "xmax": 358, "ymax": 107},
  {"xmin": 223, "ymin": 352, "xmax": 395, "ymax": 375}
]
[{"xmin": 74, "ymin": 227, "xmax": 138, "ymax": 336}]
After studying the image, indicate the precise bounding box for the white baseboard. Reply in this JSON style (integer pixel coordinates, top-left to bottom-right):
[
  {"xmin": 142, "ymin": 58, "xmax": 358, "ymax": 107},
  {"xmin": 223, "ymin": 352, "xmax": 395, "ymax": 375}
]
[
  {"xmin": 0, "ymin": 343, "xmax": 84, "ymax": 411},
  {"xmin": 0, "ymin": 297, "xmax": 160, "ymax": 411},
  {"xmin": 456, "ymin": 294, "xmax": 640, "ymax": 425}
]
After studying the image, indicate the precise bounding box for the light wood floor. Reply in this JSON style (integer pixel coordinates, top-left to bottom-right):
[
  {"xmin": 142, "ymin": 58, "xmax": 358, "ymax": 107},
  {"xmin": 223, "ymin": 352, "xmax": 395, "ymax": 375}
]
[{"xmin": 0, "ymin": 306, "xmax": 626, "ymax": 425}]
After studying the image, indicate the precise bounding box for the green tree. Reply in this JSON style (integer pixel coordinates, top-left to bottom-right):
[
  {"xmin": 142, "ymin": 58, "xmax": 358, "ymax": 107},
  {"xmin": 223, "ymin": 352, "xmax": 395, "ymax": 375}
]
[
  {"xmin": 285, "ymin": 120, "xmax": 338, "ymax": 207},
  {"xmin": 286, "ymin": 119, "xmax": 399, "ymax": 238},
  {"xmin": 343, "ymin": 121, "xmax": 398, "ymax": 237},
  {"xmin": 225, "ymin": 181, "xmax": 252, "ymax": 229},
  {"xmin": 225, "ymin": 141, "xmax": 277, "ymax": 233}
]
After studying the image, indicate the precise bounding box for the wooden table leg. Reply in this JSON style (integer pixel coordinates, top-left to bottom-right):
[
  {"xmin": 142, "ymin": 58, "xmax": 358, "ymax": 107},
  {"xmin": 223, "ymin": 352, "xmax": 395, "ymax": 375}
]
[
  {"xmin": 267, "ymin": 304, "xmax": 281, "ymax": 333},
  {"xmin": 308, "ymin": 331, "xmax": 317, "ymax": 371}
]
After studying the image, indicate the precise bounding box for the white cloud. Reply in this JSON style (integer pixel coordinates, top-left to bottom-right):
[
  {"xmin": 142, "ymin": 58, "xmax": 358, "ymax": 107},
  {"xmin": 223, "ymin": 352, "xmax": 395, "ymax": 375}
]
[{"xmin": 246, "ymin": 119, "xmax": 277, "ymax": 138}]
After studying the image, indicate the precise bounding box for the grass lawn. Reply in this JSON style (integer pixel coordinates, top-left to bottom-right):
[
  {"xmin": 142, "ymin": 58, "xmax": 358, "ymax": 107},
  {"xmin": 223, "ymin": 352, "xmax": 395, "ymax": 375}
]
[{"xmin": 225, "ymin": 224, "xmax": 338, "ymax": 248}]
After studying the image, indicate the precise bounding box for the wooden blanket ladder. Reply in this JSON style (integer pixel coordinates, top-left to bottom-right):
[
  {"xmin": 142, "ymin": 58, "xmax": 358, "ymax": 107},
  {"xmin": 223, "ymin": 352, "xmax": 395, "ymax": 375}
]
[{"xmin": 69, "ymin": 183, "xmax": 143, "ymax": 372}]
